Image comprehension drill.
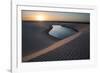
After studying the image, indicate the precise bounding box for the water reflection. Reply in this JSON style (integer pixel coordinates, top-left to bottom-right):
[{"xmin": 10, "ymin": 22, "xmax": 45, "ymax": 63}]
[{"xmin": 49, "ymin": 25, "xmax": 77, "ymax": 39}]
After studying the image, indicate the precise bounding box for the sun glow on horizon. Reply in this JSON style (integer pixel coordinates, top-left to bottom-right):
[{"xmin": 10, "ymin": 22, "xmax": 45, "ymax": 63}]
[
  {"xmin": 35, "ymin": 14, "xmax": 46, "ymax": 21},
  {"xmin": 22, "ymin": 11, "xmax": 90, "ymax": 22}
]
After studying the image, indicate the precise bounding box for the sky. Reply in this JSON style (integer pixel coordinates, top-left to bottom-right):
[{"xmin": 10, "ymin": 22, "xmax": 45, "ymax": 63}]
[{"xmin": 22, "ymin": 10, "xmax": 90, "ymax": 22}]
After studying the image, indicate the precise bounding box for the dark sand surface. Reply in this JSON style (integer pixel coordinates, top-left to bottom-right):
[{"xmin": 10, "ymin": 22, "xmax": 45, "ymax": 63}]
[{"xmin": 22, "ymin": 21, "xmax": 90, "ymax": 62}]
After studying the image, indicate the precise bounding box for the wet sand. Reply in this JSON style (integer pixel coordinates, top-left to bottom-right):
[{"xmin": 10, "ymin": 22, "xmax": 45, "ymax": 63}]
[{"xmin": 22, "ymin": 21, "xmax": 90, "ymax": 62}]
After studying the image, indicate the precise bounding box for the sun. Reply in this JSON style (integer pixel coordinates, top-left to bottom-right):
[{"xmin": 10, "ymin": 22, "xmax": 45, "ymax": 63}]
[{"xmin": 35, "ymin": 15, "xmax": 45, "ymax": 21}]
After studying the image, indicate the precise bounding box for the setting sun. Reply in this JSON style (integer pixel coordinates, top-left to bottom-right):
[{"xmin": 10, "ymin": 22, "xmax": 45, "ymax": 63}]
[
  {"xmin": 35, "ymin": 15, "xmax": 45, "ymax": 21},
  {"xmin": 22, "ymin": 11, "xmax": 90, "ymax": 22}
]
